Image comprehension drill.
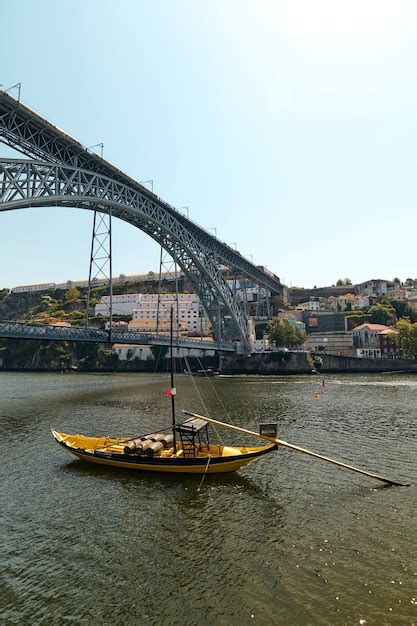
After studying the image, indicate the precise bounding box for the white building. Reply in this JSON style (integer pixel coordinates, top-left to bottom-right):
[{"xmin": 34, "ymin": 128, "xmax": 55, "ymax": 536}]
[
  {"xmin": 95, "ymin": 293, "xmax": 144, "ymax": 316},
  {"xmin": 355, "ymin": 279, "xmax": 397, "ymax": 297},
  {"xmin": 351, "ymin": 323, "xmax": 391, "ymax": 359},
  {"xmin": 131, "ymin": 293, "xmax": 209, "ymax": 335},
  {"xmin": 12, "ymin": 282, "xmax": 55, "ymax": 294},
  {"xmin": 112, "ymin": 343, "xmax": 215, "ymax": 361}
]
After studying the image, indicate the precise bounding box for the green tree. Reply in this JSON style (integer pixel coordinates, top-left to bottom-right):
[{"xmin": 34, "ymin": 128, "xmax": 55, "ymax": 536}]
[
  {"xmin": 0, "ymin": 288, "xmax": 9, "ymax": 300},
  {"xmin": 266, "ymin": 318, "xmax": 307, "ymax": 348},
  {"xmin": 64, "ymin": 287, "xmax": 81, "ymax": 301},
  {"xmin": 392, "ymin": 301, "xmax": 417, "ymax": 323},
  {"xmin": 395, "ymin": 318, "xmax": 417, "ymax": 358},
  {"xmin": 368, "ymin": 304, "xmax": 396, "ymax": 326},
  {"xmin": 336, "ymin": 278, "xmax": 352, "ymax": 286}
]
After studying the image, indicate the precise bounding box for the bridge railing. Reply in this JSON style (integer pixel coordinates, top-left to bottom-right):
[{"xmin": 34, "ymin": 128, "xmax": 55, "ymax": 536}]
[{"xmin": 0, "ymin": 321, "xmax": 236, "ymax": 352}]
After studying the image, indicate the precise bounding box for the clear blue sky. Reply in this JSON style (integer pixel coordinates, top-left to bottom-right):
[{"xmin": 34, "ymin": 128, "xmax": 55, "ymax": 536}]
[{"xmin": 1, "ymin": 0, "xmax": 417, "ymax": 289}]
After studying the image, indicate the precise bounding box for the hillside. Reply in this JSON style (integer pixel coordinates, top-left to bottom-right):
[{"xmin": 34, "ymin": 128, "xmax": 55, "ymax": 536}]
[
  {"xmin": 0, "ymin": 276, "xmax": 209, "ymax": 372},
  {"xmin": 0, "ymin": 277, "xmax": 184, "ymax": 325}
]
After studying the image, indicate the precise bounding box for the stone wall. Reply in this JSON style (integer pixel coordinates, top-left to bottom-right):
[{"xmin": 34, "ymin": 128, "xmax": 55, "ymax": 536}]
[
  {"xmin": 220, "ymin": 351, "xmax": 313, "ymax": 374},
  {"xmin": 289, "ymin": 285, "xmax": 354, "ymax": 305},
  {"xmin": 220, "ymin": 351, "xmax": 417, "ymax": 375},
  {"xmin": 320, "ymin": 354, "xmax": 417, "ymax": 373}
]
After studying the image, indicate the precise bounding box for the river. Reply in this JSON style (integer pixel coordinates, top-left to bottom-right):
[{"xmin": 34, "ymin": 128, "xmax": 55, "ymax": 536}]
[{"xmin": 1, "ymin": 371, "xmax": 416, "ymax": 625}]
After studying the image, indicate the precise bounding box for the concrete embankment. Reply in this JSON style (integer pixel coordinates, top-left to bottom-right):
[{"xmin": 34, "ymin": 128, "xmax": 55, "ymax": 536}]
[{"xmin": 220, "ymin": 351, "xmax": 417, "ymax": 375}]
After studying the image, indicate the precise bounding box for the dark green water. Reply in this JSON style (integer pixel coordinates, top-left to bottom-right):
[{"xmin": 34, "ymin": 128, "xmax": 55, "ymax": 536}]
[{"xmin": 1, "ymin": 372, "xmax": 416, "ymax": 625}]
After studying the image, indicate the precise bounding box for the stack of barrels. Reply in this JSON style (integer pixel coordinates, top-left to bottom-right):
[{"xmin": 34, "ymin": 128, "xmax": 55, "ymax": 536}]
[{"xmin": 124, "ymin": 433, "xmax": 174, "ymax": 457}]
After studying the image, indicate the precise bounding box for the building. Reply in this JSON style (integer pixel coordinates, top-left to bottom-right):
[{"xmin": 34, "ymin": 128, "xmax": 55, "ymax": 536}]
[
  {"xmin": 11, "ymin": 282, "xmax": 55, "ymax": 294},
  {"xmin": 128, "ymin": 318, "xmax": 170, "ymax": 333},
  {"xmin": 96, "ymin": 294, "xmax": 143, "ymax": 316},
  {"xmin": 378, "ymin": 329, "xmax": 401, "ymax": 359},
  {"xmin": 356, "ymin": 347, "xmax": 382, "ymax": 359},
  {"xmin": 304, "ymin": 331, "xmax": 354, "ymax": 355},
  {"xmin": 355, "ymin": 279, "xmax": 398, "ymax": 297},
  {"xmin": 355, "ymin": 295, "xmax": 372, "ymax": 309},
  {"xmin": 308, "ymin": 297, "xmax": 320, "ymax": 311},
  {"xmin": 352, "ymin": 323, "xmax": 391, "ymax": 349},
  {"xmin": 389, "ymin": 288, "xmax": 407, "ymax": 303},
  {"xmin": 96, "ymin": 292, "xmax": 209, "ymax": 336},
  {"xmin": 302, "ymin": 311, "xmax": 347, "ymax": 334},
  {"xmin": 351, "ymin": 322, "xmax": 401, "ymax": 358},
  {"xmin": 112, "ymin": 343, "xmax": 215, "ymax": 360},
  {"xmin": 406, "ymin": 291, "xmax": 417, "ymax": 308},
  {"xmin": 132, "ymin": 293, "xmax": 209, "ymax": 336}
]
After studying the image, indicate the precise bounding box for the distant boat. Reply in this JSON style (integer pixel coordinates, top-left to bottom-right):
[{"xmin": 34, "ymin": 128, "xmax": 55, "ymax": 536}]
[{"xmin": 184, "ymin": 366, "xmax": 221, "ymax": 377}]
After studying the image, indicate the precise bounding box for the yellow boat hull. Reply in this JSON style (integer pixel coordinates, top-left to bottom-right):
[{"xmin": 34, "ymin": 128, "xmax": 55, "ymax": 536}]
[{"xmin": 51, "ymin": 430, "xmax": 276, "ymax": 474}]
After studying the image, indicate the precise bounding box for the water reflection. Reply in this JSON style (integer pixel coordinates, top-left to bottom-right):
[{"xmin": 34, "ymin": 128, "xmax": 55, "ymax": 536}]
[{"xmin": 1, "ymin": 371, "xmax": 416, "ymax": 625}]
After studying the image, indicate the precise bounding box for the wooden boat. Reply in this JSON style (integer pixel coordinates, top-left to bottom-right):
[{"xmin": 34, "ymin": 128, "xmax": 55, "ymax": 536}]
[
  {"xmin": 52, "ymin": 309, "xmax": 276, "ymax": 474},
  {"xmin": 50, "ymin": 425, "xmax": 276, "ymax": 474}
]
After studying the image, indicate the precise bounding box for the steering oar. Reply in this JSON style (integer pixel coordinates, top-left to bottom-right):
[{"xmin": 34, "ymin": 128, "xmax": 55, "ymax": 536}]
[{"xmin": 182, "ymin": 410, "xmax": 410, "ymax": 487}]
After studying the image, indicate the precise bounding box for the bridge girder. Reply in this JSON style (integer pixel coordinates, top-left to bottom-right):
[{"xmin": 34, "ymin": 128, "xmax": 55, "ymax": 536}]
[
  {"xmin": 0, "ymin": 90, "xmax": 285, "ymax": 295},
  {"xmin": 0, "ymin": 159, "xmax": 252, "ymax": 346},
  {"xmin": 0, "ymin": 90, "xmax": 287, "ymax": 350}
]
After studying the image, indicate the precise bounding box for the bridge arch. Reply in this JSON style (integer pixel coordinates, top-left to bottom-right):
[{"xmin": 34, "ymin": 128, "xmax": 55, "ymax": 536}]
[{"xmin": 0, "ymin": 159, "xmax": 252, "ymax": 347}]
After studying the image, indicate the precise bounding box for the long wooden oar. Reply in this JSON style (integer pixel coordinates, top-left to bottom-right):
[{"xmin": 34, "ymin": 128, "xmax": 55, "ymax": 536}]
[{"xmin": 182, "ymin": 410, "xmax": 409, "ymax": 487}]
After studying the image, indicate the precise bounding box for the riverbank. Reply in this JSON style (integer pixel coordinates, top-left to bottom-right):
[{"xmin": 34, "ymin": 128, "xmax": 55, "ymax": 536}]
[
  {"xmin": 1, "ymin": 345, "xmax": 416, "ymax": 374},
  {"xmin": 220, "ymin": 351, "xmax": 417, "ymax": 374}
]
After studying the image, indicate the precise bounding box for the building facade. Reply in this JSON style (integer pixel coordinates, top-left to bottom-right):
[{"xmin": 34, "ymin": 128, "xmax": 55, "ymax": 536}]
[
  {"xmin": 304, "ymin": 331, "xmax": 354, "ymax": 355},
  {"xmin": 132, "ymin": 293, "xmax": 209, "ymax": 335},
  {"xmin": 352, "ymin": 323, "xmax": 391, "ymax": 349},
  {"xmin": 302, "ymin": 311, "xmax": 347, "ymax": 334}
]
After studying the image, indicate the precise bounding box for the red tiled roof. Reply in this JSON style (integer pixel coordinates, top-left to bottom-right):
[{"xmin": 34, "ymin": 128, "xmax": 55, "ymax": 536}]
[{"xmin": 352, "ymin": 323, "xmax": 390, "ymax": 332}]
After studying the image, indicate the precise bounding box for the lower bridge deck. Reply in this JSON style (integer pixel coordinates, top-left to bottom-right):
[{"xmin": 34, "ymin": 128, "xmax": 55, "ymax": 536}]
[{"xmin": 0, "ymin": 321, "xmax": 236, "ymax": 352}]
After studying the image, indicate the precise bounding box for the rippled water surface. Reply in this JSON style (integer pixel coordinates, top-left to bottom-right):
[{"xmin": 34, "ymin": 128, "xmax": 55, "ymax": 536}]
[{"xmin": 1, "ymin": 371, "xmax": 416, "ymax": 625}]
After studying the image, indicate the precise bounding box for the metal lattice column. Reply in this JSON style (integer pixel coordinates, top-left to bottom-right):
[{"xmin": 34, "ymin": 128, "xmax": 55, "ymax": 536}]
[
  {"xmin": 256, "ymin": 285, "xmax": 271, "ymax": 319},
  {"xmin": 86, "ymin": 209, "xmax": 112, "ymax": 332}
]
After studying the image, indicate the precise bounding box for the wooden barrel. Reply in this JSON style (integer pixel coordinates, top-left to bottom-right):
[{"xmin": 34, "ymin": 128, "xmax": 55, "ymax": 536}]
[
  {"xmin": 146, "ymin": 441, "xmax": 164, "ymax": 457},
  {"xmin": 162, "ymin": 434, "xmax": 174, "ymax": 448},
  {"xmin": 124, "ymin": 438, "xmax": 144, "ymax": 454},
  {"xmin": 144, "ymin": 433, "xmax": 165, "ymax": 442},
  {"xmin": 140, "ymin": 440, "xmax": 155, "ymax": 452}
]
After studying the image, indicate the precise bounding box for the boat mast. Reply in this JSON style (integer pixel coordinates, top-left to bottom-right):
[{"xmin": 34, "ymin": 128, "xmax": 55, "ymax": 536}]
[{"xmin": 170, "ymin": 307, "xmax": 177, "ymax": 453}]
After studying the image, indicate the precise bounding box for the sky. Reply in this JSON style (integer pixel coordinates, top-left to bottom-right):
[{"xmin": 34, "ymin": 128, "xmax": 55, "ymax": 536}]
[{"xmin": 1, "ymin": 0, "xmax": 417, "ymax": 289}]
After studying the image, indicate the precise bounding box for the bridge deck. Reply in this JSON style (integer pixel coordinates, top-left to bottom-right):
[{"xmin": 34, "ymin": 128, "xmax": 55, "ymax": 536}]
[{"xmin": 0, "ymin": 321, "xmax": 235, "ymax": 352}]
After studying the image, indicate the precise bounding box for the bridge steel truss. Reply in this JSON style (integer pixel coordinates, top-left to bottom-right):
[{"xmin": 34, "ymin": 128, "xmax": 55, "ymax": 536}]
[
  {"xmin": 0, "ymin": 91, "xmax": 285, "ymax": 349},
  {"xmin": 0, "ymin": 321, "xmax": 234, "ymax": 352}
]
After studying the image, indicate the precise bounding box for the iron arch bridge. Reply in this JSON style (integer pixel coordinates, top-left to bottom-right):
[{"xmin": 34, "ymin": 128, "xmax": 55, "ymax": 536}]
[{"xmin": 0, "ymin": 90, "xmax": 286, "ymax": 351}]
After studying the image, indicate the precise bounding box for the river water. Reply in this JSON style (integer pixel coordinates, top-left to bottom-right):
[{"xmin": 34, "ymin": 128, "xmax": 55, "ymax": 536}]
[{"xmin": 0, "ymin": 371, "xmax": 416, "ymax": 625}]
